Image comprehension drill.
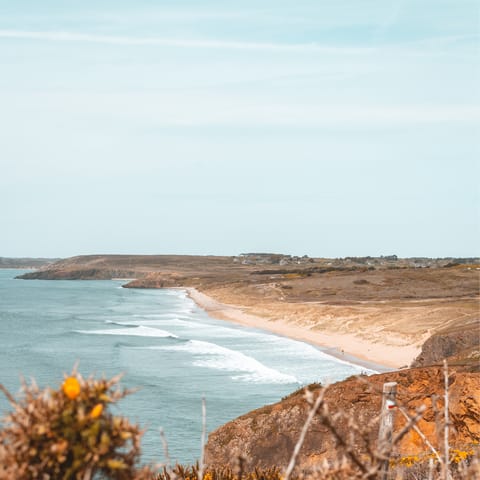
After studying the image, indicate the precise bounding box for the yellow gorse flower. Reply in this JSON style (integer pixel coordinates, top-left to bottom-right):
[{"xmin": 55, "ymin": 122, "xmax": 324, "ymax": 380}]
[
  {"xmin": 62, "ymin": 376, "xmax": 81, "ymax": 400},
  {"xmin": 90, "ymin": 403, "xmax": 104, "ymax": 419}
]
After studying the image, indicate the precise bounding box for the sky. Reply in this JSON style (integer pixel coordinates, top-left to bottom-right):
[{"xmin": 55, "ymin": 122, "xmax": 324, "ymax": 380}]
[{"xmin": 0, "ymin": 0, "xmax": 479, "ymax": 258}]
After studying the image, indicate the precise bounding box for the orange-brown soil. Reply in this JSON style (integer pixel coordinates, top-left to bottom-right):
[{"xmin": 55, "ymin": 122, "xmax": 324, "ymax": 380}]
[{"xmin": 205, "ymin": 366, "xmax": 480, "ymax": 471}]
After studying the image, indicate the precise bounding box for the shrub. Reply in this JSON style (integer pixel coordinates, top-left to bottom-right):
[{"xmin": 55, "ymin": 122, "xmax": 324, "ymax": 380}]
[{"xmin": 0, "ymin": 371, "xmax": 154, "ymax": 479}]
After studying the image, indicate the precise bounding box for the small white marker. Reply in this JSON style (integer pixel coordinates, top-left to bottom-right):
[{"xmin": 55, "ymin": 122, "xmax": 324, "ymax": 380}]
[{"xmin": 386, "ymin": 399, "xmax": 396, "ymax": 410}]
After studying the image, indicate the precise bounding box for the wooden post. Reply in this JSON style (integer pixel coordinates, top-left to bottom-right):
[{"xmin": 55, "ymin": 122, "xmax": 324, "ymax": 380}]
[
  {"xmin": 378, "ymin": 382, "xmax": 397, "ymax": 480},
  {"xmin": 443, "ymin": 359, "xmax": 450, "ymax": 480}
]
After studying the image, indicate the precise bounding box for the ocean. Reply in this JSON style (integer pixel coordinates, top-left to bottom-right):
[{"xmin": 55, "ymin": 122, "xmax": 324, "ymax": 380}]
[{"xmin": 0, "ymin": 269, "xmax": 374, "ymax": 464}]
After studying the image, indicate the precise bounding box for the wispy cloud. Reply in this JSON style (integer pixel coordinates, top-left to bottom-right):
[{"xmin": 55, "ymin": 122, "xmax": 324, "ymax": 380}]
[
  {"xmin": 0, "ymin": 28, "xmax": 474, "ymax": 59},
  {"xmin": 0, "ymin": 29, "xmax": 372, "ymax": 54}
]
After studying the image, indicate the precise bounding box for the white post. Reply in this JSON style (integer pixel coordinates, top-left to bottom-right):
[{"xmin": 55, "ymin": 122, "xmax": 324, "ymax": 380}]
[{"xmin": 378, "ymin": 382, "xmax": 397, "ymax": 480}]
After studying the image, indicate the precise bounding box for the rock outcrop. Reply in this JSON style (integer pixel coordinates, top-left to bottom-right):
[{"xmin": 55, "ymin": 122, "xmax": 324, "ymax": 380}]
[
  {"xmin": 412, "ymin": 318, "xmax": 480, "ymax": 368},
  {"xmin": 17, "ymin": 267, "xmax": 120, "ymax": 280},
  {"xmin": 205, "ymin": 367, "xmax": 480, "ymax": 471}
]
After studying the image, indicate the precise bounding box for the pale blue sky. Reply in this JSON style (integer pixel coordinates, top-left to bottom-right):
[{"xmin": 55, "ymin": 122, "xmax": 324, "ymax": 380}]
[{"xmin": 1, "ymin": 0, "xmax": 478, "ymax": 258}]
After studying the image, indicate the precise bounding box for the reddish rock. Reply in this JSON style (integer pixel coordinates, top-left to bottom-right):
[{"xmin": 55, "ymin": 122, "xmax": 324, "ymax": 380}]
[{"xmin": 205, "ymin": 367, "xmax": 480, "ymax": 471}]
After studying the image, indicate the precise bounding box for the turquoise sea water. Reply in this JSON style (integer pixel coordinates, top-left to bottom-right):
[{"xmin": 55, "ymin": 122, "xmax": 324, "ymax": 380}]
[{"xmin": 0, "ymin": 269, "xmax": 373, "ymax": 464}]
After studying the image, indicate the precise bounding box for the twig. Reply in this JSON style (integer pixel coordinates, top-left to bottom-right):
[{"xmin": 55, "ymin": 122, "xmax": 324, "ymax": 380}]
[
  {"xmin": 0, "ymin": 383, "xmax": 17, "ymax": 406},
  {"xmin": 443, "ymin": 359, "xmax": 450, "ymax": 480},
  {"xmin": 317, "ymin": 404, "xmax": 370, "ymax": 477},
  {"xmin": 391, "ymin": 404, "xmax": 426, "ymax": 447},
  {"xmin": 159, "ymin": 428, "xmax": 172, "ymax": 474},
  {"xmin": 428, "ymin": 457, "xmax": 435, "ymax": 480},
  {"xmin": 398, "ymin": 406, "xmax": 442, "ymax": 463},
  {"xmin": 198, "ymin": 396, "xmax": 207, "ymax": 480},
  {"xmin": 284, "ymin": 387, "xmax": 326, "ymax": 480},
  {"xmin": 82, "ymin": 466, "xmax": 93, "ymax": 480},
  {"xmin": 235, "ymin": 455, "xmax": 245, "ymax": 480}
]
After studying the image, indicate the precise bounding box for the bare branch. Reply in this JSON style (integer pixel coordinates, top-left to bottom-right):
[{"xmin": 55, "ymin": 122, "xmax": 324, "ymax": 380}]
[
  {"xmin": 443, "ymin": 359, "xmax": 450, "ymax": 480},
  {"xmin": 159, "ymin": 428, "xmax": 172, "ymax": 474},
  {"xmin": 398, "ymin": 406, "xmax": 442, "ymax": 464},
  {"xmin": 391, "ymin": 404, "xmax": 426, "ymax": 447},
  {"xmin": 198, "ymin": 396, "xmax": 207, "ymax": 480},
  {"xmin": 284, "ymin": 387, "xmax": 327, "ymax": 480},
  {"xmin": 0, "ymin": 383, "xmax": 17, "ymax": 407},
  {"xmin": 317, "ymin": 405, "xmax": 370, "ymax": 477}
]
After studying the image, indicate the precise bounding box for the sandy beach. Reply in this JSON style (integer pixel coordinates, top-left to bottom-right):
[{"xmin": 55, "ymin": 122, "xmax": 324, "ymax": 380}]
[{"xmin": 186, "ymin": 287, "xmax": 409, "ymax": 371}]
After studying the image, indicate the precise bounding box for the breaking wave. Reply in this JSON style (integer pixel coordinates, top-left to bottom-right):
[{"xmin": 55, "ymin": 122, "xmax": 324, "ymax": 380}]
[
  {"xmin": 150, "ymin": 340, "xmax": 299, "ymax": 384},
  {"xmin": 76, "ymin": 325, "xmax": 178, "ymax": 338}
]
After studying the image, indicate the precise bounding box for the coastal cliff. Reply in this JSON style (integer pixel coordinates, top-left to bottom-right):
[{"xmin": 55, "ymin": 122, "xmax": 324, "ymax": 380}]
[
  {"xmin": 205, "ymin": 366, "xmax": 480, "ymax": 471},
  {"xmin": 412, "ymin": 318, "xmax": 480, "ymax": 368}
]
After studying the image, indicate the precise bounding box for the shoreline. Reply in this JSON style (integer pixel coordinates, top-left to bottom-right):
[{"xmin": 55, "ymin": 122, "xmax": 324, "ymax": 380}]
[{"xmin": 184, "ymin": 287, "xmax": 398, "ymax": 373}]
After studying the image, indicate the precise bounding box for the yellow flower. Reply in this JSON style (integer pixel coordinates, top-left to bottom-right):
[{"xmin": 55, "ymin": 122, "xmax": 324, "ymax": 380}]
[
  {"xmin": 62, "ymin": 377, "xmax": 81, "ymax": 400},
  {"xmin": 107, "ymin": 459, "xmax": 127, "ymax": 470},
  {"xmin": 90, "ymin": 403, "xmax": 104, "ymax": 419}
]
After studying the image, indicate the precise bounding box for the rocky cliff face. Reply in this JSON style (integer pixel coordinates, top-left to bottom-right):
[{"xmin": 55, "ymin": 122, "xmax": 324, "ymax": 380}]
[
  {"xmin": 17, "ymin": 268, "xmax": 120, "ymax": 280},
  {"xmin": 412, "ymin": 318, "xmax": 480, "ymax": 368},
  {"xmin": 205, "ymin": 367, "xmax": 480, "ymax": 471}
]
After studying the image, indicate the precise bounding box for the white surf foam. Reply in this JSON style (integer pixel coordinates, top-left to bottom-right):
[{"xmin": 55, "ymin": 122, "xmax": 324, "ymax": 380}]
[
  {"xmin": 152, "ymin": 340, "xmax": 298, "ymax": 384},
  {"xmin": 76, "ymin": 326, "xmax": 178, "ymax": 338},
  {"xmin": 196, "ymin": 325, "xmax": 265, "ymax": 339},
  {"xmin": 105, "ymin": 320, "xmax": 140, "ymax": 327},
  {"xmin": 133, "ymin": 313, "xmax": 193, "ymax": 320},
  {"xmin": 156, "ymin": 318, "xmax": 210, "ymax": 328},
  {"xmin": 263, "ymin": 336, "xmax": 377, "ymax": 374},
  {"xmin": 163, "ymin": 289, "xmax": 188, "ymax": 299},
  {"xmin": 108, "ymin": 318, "xmax": 209, "ymax": 329}
]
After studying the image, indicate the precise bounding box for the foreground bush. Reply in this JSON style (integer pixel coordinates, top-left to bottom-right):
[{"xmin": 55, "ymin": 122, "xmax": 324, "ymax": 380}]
[
  {"xmin": 155, "ymin": 460, "xmax": 480, "ymax": 480},
  {"xmin": 158, "ymin": 464, "xmax": 283, "ymax": 480},
  {"xmin": 0, "ymin": 371, "xmax": 153, "ymax": 479}
]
